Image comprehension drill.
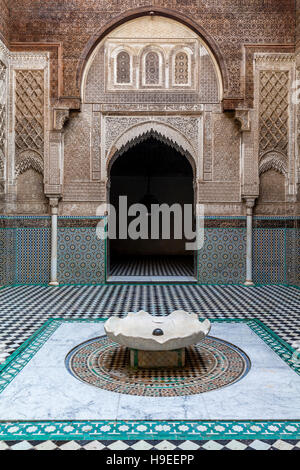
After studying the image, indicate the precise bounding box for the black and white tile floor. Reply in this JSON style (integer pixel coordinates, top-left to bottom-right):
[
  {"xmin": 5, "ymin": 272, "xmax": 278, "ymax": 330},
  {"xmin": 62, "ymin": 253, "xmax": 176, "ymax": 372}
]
[
  {"xmin": 0, "ymin": 284, "xmax": 299, "ymax": 450},
  {"xmin": 109, "ymin": 255, "xmax": 194, "ymax": 277},
  {"xmin": 0, "ymin": 284, "xmax": 299, "ymax": 364}
]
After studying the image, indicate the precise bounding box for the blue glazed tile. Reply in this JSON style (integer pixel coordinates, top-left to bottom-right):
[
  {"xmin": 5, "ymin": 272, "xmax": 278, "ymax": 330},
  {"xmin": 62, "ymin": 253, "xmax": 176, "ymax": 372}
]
[
  {"xmin": 16, "ymin": 228, "xmax": 50, "ymax": 284},
  {"xmin": 57, "ymin": 228, "xmax": 105, "ymax": 284},
  {"xmin": 253, "ymin": 229, "xmax": 285, "ymax": 284},
  {"xmin": 198, "ymin": 228, "xmax": 246, "ymax": 284}
]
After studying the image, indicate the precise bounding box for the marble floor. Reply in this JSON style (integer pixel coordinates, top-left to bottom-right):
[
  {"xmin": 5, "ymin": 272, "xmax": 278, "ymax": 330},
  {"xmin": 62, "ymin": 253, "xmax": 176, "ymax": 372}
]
[{"xmin": 1, "ymin": 321, "xmax": 300, "ymax": 422}]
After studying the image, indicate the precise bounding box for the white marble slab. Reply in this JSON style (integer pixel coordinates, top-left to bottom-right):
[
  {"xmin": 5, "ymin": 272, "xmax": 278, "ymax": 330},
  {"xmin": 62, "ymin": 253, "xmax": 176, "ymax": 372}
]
[{"xmin": 0, "ymin": 321, "xmax": 300, "ymax": 421}]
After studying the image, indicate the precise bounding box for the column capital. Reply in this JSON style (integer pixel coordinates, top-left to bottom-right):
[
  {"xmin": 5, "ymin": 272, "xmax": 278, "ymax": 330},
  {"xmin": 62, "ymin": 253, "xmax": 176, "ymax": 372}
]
[
  {"xmin": 243, "ymin": 197, "xmax": 256, "ymax": 209},
  {"xmin": 48, "ymin": 196, "xmax": 60, "ymax": 214},
  {"xmin": 48, "ymin": 196, "xmax": 60, "ymax": 208}
]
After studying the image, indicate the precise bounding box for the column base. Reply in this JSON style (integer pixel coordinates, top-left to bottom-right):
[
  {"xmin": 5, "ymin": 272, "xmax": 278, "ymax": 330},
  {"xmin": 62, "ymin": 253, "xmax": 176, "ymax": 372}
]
[
  {"xmin": 244, "ymin": 280, "xmax": 255, "ymax": 286},
  {"xmin": 49, "ymin": 281, "xmax": 59, "ymax": 287}
]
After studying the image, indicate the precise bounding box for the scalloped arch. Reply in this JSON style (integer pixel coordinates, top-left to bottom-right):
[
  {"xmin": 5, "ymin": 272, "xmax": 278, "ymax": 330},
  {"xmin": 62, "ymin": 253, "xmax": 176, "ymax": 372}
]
[{"xmin": 107, "ymin": 121, "xmax": 197, "ymax": 175}]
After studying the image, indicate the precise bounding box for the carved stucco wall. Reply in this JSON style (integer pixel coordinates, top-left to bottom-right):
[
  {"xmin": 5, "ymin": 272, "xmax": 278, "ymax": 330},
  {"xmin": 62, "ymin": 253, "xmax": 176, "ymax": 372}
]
[
  {"xmin": 0, "ymin": 41, "xmax": 8, "ymax": 205},
  {"xmin": 17, "ymin": 168, "xmax": 48, "ymax": 213},
  {"xmin": 254, "ymin": 53, "xmax": 296, "ymax": 215},
  {"xmin": 0, "ymin": 0, "xmax": 10, "ymax": 46},
  {"xmin": 0, "ymin": 14, "xmax": 298, "ymax": 218},
  {"xmin": 11, "ymin": 53, "xmax": 49, "ymax": 214},
  {"xmin": 64, "ymin": 16, "xmax": 247, "ymax": 216},
  {"xmin": 8, "ymin": 0, "xmax": 296, "ymax": 103},
  {"xmin": 0, "ymin": 42, "xmax": 51, "ymax": 215},
  {"xmin": 61, "ymin": 19, "xmax": 299, "ymax": 217},
  {"xmin": 212, "ymin": 113, "xmax": 240, "ymax": 182},
  {"xmin": 257, "ymin": 169, "xmax": 286, "ymax": 204},
  {"xmin": 64, "ymin": 109, "xmax": 92, "ymax": 183}
]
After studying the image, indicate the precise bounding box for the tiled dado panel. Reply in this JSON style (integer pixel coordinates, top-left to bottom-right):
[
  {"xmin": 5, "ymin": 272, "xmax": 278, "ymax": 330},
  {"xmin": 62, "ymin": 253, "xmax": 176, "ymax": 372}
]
[
  {"xmin": 57, "ymin": 228, "xmax": 105, "ymax": 285},
  {"xmin": 0, "ymin": 218, "xmax": 299, "ymax": 286},
  {"xmin": 198, "ymin": 228, "xmax": 247, "ymax": 284},
  {"xmin": 252, "ymin": 229, "xmax": 286, "ymax": 284},
  {"xmin": 0, "ymin": 229, "xmax": 16, "ymax": 286},
  {"xmin": 0, "ymin": 228, "xmax": 50, "ymax": 286},
  {"xmin": 286, "ymin": 228, "xmax": 300, "ymax": 287},
  {"xmin": 16, "ymin": 229, "xmax": 50, "ymax": 285}
]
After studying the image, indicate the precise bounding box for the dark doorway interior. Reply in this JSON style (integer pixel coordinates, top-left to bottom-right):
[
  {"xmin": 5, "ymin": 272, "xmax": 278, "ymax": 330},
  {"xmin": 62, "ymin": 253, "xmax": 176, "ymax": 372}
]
[{"xmin": 109, "ymin": 136, "xmax": 195, "ymax": 280}]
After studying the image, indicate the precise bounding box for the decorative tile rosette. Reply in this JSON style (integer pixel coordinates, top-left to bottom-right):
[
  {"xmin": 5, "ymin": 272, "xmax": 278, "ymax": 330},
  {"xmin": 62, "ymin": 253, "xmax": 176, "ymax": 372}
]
[{"xmin": 66, "ymin": 335, "xmax": 250, "ymax": 397}]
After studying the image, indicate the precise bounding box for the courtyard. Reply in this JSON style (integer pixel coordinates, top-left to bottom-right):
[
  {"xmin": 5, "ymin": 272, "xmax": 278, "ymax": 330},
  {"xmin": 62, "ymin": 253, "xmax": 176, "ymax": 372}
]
[
  {"xmin": 0, "ymin": 0, "xmax": 300, "ymax": 455},
  {"xmin": 0, "ymin": 284, "xmax": 299, "ymax": 450}
]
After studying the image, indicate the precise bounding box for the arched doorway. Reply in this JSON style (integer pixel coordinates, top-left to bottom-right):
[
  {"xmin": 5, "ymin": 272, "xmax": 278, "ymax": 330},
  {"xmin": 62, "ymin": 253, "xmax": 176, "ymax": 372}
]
[{"xmin": 108, "ymin": 134, "xmax": 197, "ymax": 282}]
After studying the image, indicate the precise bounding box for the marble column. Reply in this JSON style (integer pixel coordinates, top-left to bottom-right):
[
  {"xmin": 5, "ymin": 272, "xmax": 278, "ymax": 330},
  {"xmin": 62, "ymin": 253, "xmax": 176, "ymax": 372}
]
[
  {"xmin": 244, "ymin": 198, "xmax": 256, "ymax": 286},
  {"xmin": 49, "ymin": 198, "xmax": 59, "ymax": 286}
]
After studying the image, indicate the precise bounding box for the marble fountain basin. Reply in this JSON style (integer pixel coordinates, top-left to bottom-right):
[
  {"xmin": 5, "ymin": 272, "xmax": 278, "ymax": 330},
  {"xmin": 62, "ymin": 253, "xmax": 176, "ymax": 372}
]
[{"xmin": 104, "ymin": 310, "xmax": 211, "ymax": 351}]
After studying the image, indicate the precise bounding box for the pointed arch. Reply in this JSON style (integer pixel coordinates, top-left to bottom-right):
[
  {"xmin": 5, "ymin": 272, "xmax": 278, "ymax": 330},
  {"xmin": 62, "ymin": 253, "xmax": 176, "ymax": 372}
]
[{"xmin": 107, "ymin": 121, "xmax": 197, "ymax": 176}]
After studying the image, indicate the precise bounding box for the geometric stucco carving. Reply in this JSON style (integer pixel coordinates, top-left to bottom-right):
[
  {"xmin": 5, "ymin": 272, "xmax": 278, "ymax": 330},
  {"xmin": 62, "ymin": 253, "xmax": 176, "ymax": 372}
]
[
  {"xmin": 84, "ymin": 16, "xmax": 221, "ymax": 104},
  {"xmin": 258, "ymin": 70, "xmax": 289, "ymax": 159},
  {"xmin": 0, "ymin": 151, "xmax": 4, "ymax": 173},
  {"xmin": 0, "ymin": 44, "xmax": 49, "ymax": 211},
  {"xmin": 15, "ymin": 69, "xmax": 45, "ymax": 157},
  {"xmin": 45, "ymin": 131, "xmax": 63, "ymax": 196},
  {"xmin": 254, "ymin": 53, "xmax": 295, "ymax": 205}
]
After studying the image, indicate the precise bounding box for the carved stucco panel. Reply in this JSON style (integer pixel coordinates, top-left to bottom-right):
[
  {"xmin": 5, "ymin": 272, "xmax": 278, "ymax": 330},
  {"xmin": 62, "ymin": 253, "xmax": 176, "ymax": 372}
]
[
  {"xmin": 92, "ymin": 111, "xmax": 101, "ymax": 180},
  {"xmin": 212, "ymin": 113, "xmax": 240, "ymax": 182},
  {"xmin": 6, "ymin": 50, "xmax": 50, "ymax": 202},
  {"xmin": 254, "ymin": 53, "xmax": 296, "ymax": 200},
  {"xmin": 64, "ymin": 108, "xmax": 92, "ymax": 184},
  {"xmin": 104, "ymin": 115, "xmax": 200, "ymax": 154}
]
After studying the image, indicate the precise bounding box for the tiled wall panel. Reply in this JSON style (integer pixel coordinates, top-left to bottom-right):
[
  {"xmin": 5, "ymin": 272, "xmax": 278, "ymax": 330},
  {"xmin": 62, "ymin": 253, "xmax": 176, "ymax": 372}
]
[
  {"xmin": 198, "ymin": 228, "xmax": 247, "ymax": 284},
  {"xmin": 57, "ymin": 228, "xmax": 105, "ymax": 285},
  {"xmin": 16, "ymin": 228, "xmax": 50, "ymax": 284},
  {"xmin": 286, "ymin": 228, "xmax": 300, "ymax": 287},
  {"xmin": 0, "ymin": 229, "xmax": 16, "ymax": 285},
  {"xmin": 0, "ymin": 218, "xmax": 299, "ymax": 286},
  {"xmin": 253, "ymin": 229, "xmax": 286, "ymax": 284}
]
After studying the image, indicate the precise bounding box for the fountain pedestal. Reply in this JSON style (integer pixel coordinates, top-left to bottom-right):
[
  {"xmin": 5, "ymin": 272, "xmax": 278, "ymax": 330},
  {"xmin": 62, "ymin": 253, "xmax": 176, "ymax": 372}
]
[{"xmin": 129, "ymin": 348, "xmax": 185, "ymax": 369}]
